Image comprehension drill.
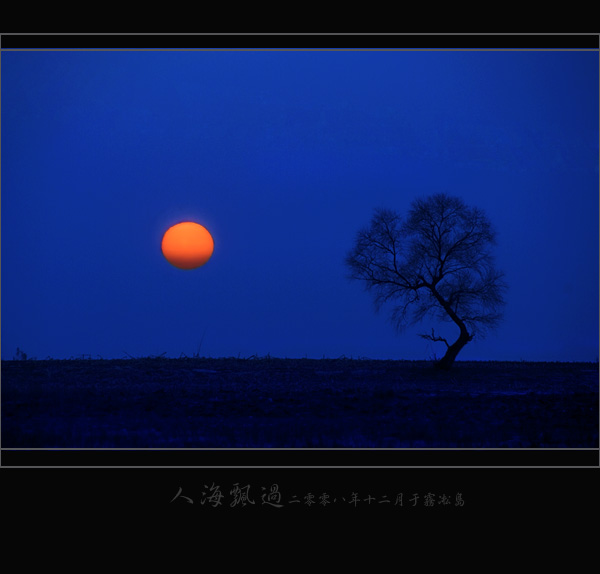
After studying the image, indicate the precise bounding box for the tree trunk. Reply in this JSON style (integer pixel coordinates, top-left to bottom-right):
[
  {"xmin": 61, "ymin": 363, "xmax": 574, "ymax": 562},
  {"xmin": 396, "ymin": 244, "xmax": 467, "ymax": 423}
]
[
  {"xmin": 428, "ymin": 285, "xmax": 473, "ymax": 370},
  {"xmin": 434, "ymin": 329, "xmax": 471, "ymax": 370}
]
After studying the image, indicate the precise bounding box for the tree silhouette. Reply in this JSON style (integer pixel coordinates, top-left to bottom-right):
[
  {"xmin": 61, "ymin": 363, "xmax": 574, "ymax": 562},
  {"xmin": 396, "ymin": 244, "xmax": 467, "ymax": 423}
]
[{"xmin": 346, "ymin": 193, "xmax": 507, "ymax": 369}]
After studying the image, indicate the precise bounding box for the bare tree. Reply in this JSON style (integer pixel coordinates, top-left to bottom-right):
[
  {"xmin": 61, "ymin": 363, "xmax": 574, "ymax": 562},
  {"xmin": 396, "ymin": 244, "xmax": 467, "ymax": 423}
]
[{"xmin": 346, "ymin": 193, "xmax": 507, "ymax": 369}]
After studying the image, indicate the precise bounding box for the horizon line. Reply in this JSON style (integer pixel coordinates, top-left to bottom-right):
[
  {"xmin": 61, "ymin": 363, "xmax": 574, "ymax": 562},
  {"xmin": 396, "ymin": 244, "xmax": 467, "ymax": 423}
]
[{"xmin": 2, "ymin": 354, "xmax": 598, "ymax": 364}]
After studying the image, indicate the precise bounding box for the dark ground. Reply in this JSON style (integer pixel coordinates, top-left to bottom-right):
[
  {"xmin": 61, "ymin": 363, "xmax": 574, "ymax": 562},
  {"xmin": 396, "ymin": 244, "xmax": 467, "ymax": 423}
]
[{"xmin": 1, "ymin": 357, "xmax": 598, "ymax": 448}]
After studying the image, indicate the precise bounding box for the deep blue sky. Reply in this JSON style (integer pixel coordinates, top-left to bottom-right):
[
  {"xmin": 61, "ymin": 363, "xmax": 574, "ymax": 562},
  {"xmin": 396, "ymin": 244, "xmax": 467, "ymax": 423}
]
[{"xmin": 2, "ymin": 49, "xmax": 598, "ymax": 362}]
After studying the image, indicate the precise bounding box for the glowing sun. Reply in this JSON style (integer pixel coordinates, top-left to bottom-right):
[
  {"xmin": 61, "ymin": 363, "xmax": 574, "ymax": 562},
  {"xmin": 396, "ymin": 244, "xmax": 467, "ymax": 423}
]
[{"xmin": 161, "ymin": 221, "xmax": 214, "ymax": 270}]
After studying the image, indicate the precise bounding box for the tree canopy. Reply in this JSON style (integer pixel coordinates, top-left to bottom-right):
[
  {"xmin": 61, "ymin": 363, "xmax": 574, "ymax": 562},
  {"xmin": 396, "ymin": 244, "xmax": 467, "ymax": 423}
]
[{"xmin": 346, "ymin": 193, "xmax": 507, "ymax": 369}]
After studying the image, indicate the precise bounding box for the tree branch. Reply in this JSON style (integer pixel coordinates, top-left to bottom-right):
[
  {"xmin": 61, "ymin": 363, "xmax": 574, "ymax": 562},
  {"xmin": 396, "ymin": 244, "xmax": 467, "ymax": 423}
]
[{"xmin": 418, "ymin": 328, "xmax": 450, "ymax": 348}]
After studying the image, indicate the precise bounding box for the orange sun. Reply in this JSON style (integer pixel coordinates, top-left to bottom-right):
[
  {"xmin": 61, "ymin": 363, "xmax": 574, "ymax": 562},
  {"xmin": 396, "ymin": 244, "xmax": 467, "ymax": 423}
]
[{"xmin": 161, "ymin": 221, "xmax": 214, "ymax": 270}]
